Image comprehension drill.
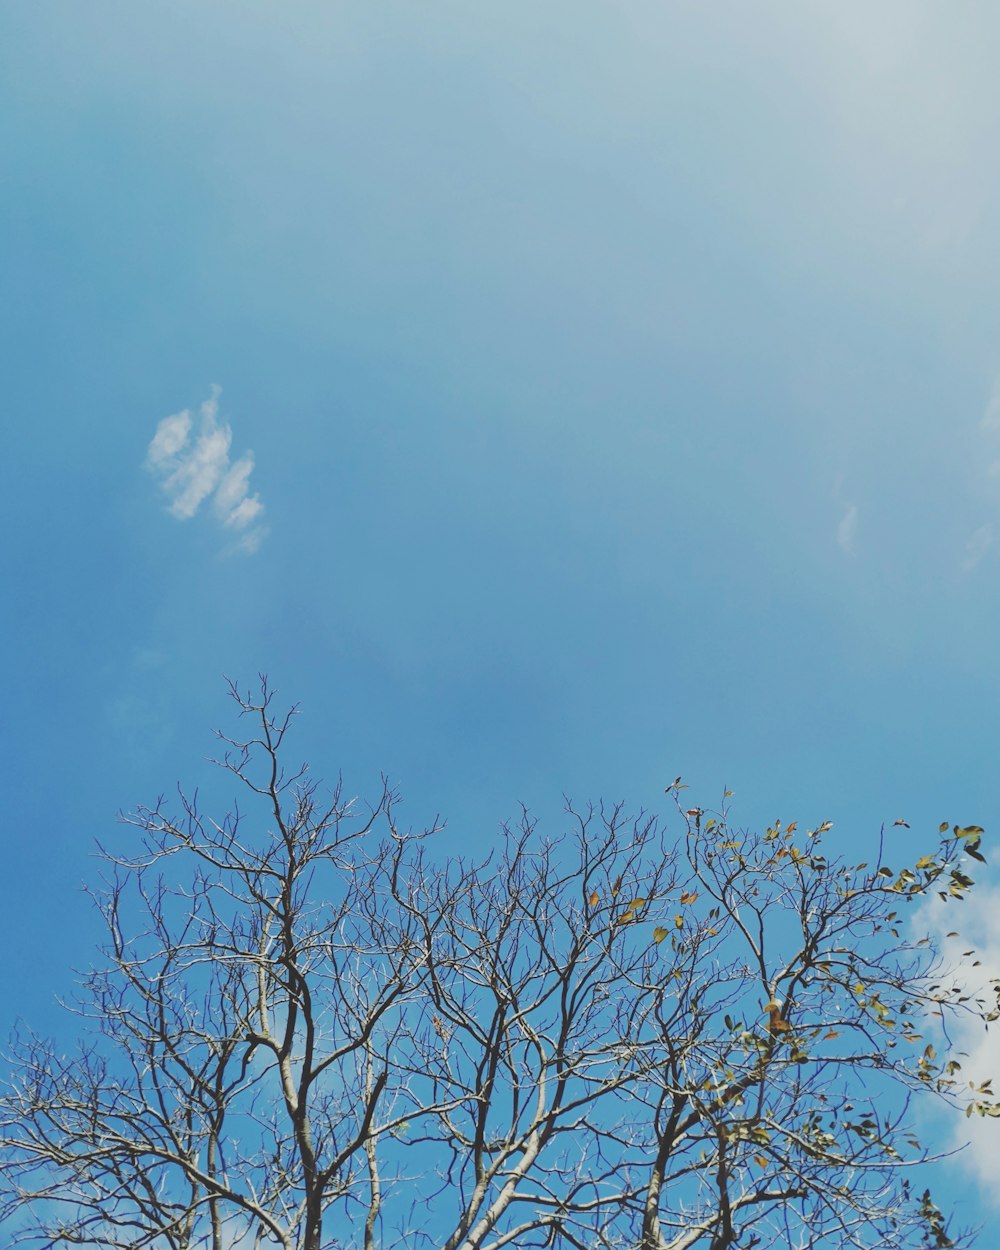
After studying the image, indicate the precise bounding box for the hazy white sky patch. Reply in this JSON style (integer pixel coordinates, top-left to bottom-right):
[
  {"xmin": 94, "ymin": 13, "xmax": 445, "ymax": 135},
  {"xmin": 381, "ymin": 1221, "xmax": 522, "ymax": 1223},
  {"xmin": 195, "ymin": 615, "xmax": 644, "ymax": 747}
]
[
  {"xmin": 145, "ymin": 387, "xmax": 267, "ymax": 552},
  {"xmin": 235, "ymin": 527, "xmax": 266, "ymax": 556},
  {"xmin": 962, "ymin": 524, "xmax": 993, "ymax": 573},
  {"xmin": 915, "ymin": 881, "xmax": 1000, "ymax": 1198},
  {"xmin": 980, "ymin": 378, "xmax": 1000, "ymax": 434},
  {"xmin": 836, "ymin": 503, "xmax": 859, "ymax": 555}
]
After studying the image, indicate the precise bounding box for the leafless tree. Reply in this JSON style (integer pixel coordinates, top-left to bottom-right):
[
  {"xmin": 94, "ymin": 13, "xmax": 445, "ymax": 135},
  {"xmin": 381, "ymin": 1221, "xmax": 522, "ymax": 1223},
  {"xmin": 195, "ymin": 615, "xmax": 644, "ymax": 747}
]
[{"xmin": 2, "ymin": 681, "xmax": 997, "ymax": 1250}]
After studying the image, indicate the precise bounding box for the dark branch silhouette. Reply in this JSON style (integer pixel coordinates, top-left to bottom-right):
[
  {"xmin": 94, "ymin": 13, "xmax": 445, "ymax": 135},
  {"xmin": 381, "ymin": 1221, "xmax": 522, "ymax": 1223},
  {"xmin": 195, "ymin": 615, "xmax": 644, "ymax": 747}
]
[{"xmin": 2, "ymin": 680, "xmax": 996, "ymax": 1250}]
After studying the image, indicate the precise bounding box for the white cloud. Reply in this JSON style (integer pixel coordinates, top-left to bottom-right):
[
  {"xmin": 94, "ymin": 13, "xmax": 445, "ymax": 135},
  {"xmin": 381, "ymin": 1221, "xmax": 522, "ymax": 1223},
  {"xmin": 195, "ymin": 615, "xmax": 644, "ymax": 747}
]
[
  {"xmin": 225, "ymin": 494, "xmax": 265, "ymax": 529},
  {"xmin": 165, "ymin": 423, "xmax": 231, "ymax": 520},
  {"xmin": 836, "ymin": 503, "xmax": 858, "ymax": 555},
  {"xmin": 146, "ymin": 410, "xmax": 192, "ymax": 465},
  {"xmin": 915, "ymin": 880, "xmax": 1000, "ymax": 1197},
  {"xmin": 145, "ymin": 387, "xmax": 267, "ymax": 553},
  {"xmin": 214, "ymin": 454, "xmax": 254, "ymax": 517}
]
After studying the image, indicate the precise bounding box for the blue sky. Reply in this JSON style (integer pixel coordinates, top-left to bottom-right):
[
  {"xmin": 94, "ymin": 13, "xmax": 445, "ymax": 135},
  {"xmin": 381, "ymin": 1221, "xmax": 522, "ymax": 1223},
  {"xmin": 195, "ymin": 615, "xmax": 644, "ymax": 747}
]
[{"xmin": 4, "ymin": 0, "xmax": 1000, "ymax": 1232}]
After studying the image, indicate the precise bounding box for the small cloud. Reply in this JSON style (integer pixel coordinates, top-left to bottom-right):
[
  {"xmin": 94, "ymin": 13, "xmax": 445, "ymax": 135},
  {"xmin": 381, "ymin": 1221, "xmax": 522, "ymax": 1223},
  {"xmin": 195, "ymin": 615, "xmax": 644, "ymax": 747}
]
[
  {"xmin": 145, "ymin": 387, "xmax": 267, "ymax": 553},
  {"xmin": 146, "ymin": 411, "xmax": 192, "ymax": 465},
  {"xmin": 962, "ymin": 523, "xmax": 993, "ymax": 573},
  {"xmin": 916, "ymin": 880, "xmax": 1000, "ymax": 1198},
  {"xmin": 214, "ymin": 455, "xmax": 264, "ymax": 531},
  {"xmin": 214, "ymin": 455, "xmax": 254, "ymax": 517},
  {"xmin": 225, "ymin": 495, "xmax": 265, "ymax": 529},
  {"xmin": 836, "ymin": 503, "xmax": 859, "ymax": 555},
  {"xmin": 236, "ymin": 527, "xmax": 267, "ymax": 556}
]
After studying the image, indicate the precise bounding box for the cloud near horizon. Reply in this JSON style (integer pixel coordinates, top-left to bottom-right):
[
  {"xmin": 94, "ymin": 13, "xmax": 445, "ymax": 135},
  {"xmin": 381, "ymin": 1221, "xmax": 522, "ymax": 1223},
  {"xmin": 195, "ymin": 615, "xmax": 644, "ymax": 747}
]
[
  {"xmin": 915, "ymin": 878, "xmax": 1000, "ymax": 1199},
  {"xmin": 145, "ymin": 387, "xmax": 266, "ymax": 553}
]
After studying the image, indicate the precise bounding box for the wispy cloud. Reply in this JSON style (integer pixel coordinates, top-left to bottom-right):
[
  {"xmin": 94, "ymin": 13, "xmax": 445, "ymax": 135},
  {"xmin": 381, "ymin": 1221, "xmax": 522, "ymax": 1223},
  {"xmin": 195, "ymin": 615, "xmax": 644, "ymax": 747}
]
[
  {"xmin": 962, "ymin": 523, "xmax": 994, "ymax": 573},
  {"xmin": 836, "ymin": 502, "xmax": 859, "ymax": 555},
  {"xmin": 145, "ymin": 387, "xmax": 267, "ymax": 553},
  {"xmin": 915, "ymin": 880, "xmax": 1000, "ymax": 1197}
]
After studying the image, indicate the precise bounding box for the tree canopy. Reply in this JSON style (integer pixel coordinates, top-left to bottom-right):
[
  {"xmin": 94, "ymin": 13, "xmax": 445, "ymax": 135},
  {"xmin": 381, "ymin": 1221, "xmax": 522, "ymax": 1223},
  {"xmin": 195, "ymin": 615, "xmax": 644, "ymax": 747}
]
[{"xmin": 2, "ymin": 681, "xmax": 997, "ymax": 1250}]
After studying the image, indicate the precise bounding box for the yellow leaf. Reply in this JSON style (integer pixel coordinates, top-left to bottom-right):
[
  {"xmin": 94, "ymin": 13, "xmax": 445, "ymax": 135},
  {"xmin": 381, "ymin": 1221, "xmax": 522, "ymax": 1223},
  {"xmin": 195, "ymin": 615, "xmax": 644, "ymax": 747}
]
[
  {"xmin": 763, "ymin": 1000, "xmax": 791, "ymax": 1033},
  {"xmin": 588, "ymin": 891, "xmax": 599, "ymax": 907},
  {"xmin": 753, "ymin": 1154, "xmax": 768, "ymax": 1168},
  {"xmin": 617, "ymin": 897, "xmax": 648, "ymax": 923},
  {"xmin": 823, "ymin": 1030, "xmax": 839, "ymax": 1040},
  {"xmin": 653, "ymin": 926, "xmax": 668, "ymax": 943}
]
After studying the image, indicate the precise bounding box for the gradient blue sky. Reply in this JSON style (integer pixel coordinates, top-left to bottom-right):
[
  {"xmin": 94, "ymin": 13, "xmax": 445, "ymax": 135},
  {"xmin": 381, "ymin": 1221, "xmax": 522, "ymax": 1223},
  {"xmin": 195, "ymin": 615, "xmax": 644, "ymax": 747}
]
[{"xmin": 4, "ymin": 1, "xmax": 1000, "ymax": 1233}]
